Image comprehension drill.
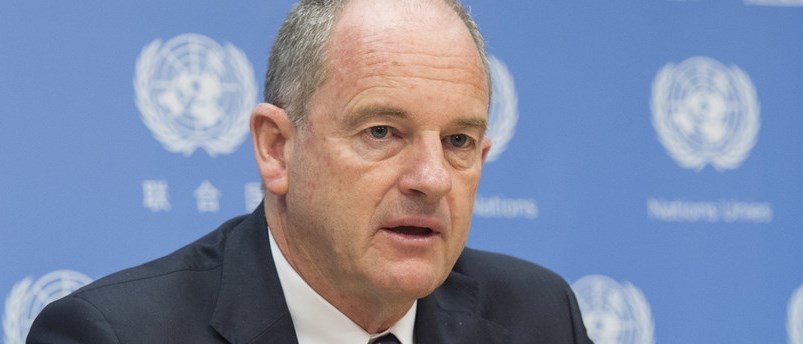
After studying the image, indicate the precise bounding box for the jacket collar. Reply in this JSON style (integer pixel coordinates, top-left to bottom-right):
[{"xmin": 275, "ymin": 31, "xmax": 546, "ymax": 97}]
[
  {"xmin": 210, "ymin": 205, "xmax": 298, "ymax": 344},
  {"xmin": 414, "ymin": 268, "xmax": 510, "ymax": 343},
  {"xmin": 208, "ymin": 205, "xmax": 507, "ymax": 343}
]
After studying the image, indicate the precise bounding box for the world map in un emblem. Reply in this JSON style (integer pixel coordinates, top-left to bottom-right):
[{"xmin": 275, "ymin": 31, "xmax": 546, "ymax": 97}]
[
  {"xmin": 651, "ymin": 56, "xmax": 760, "ymax": 171},
  {"xmin": 3, "ymin": 270, "xmax": 93, "ymax": 344},
  {"xmin": 134, "ymin": 33, "xmax": 256, "ymax": 157},
  {"xmin": 789, "ymin": 284, "xmax": 803, "ymax": 344},
  {"xmin": 571, "ymin": 275, "xmax": 655, "ymax": 344},
  {"xmin": 485, "ymin": 55, "xmax": 519, "ymax": 162}
]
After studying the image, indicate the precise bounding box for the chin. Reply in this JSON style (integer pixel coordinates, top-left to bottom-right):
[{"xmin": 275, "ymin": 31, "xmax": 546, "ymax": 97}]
[{"xmin": 377, "ymin": 262, "xmax": 449, "ymax": 299}]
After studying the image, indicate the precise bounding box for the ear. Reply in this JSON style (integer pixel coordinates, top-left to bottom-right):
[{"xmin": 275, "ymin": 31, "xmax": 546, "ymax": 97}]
[
  {"xmin": 480, "ymin": 136, "xmax": 492, "ymax": 163},
  {"xmin": 250, "ymin": 103, "xmax": 294, "ymax": 196}
]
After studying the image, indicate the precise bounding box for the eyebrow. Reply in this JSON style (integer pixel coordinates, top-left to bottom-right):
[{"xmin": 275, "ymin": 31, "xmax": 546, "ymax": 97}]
[
  {"xmin": 347, "ymin": 105, "xmax": 488, "ymax": 134},
  {"xmin": 456, "ymin": 117, "xmax": 488, "ymax": 135},
  {"xmin": 347, "ymin": 106, "xmax": 408, "ymax": 129}
]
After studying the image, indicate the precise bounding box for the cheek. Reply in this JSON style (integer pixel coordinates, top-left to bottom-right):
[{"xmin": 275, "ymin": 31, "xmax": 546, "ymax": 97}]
[
  {"xmin": 328, "ymin": 143, "xmax": 398, "ymax": 202},
  {"xmin": 454, "ymin": 168, "xmax": 482, "ymax": 200},
  {"xmin": 448, "ymin": 170, "xmax": 482, "ymax": 230},
  {"xmin": 293, "ymin": 137, "xmax": 349, "ymax": 187}
]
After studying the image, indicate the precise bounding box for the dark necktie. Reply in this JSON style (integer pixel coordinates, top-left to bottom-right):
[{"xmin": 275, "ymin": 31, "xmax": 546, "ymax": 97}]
[{"xmin": 370, "ymin": 333, "xmax": 401, "ymax": 344}]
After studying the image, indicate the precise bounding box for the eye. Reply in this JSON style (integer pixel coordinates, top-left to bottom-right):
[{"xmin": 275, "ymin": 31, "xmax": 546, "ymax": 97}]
[
  {"xmin": 448, "ymin": 134, "xmax": 471, "ymax": 148},
  {"xmin": 368, "ymin": 126, "xmax": 390, "ymax": 139}
]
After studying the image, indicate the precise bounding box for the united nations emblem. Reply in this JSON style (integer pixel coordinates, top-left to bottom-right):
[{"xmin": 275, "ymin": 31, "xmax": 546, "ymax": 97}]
[
  {"xmin": 3, "ymin": 270, "xmax": 92, "ymax": 343},
  {"xmin": 789, "ymin": 284, "xmax": 803, "ymax": 344},
  {"xmin": 134, "ymin": 33, "xmax": 256, "ymax": 157},
  {"xmin": 571, "ymin": 275, "xmax": 655, "ymax": 344},
  {"xmin": 485, "ymin": 55, "xmax": 519, "ymax": 162},
  {"xmin": 651, "ymin": 56, "xmax": 760, "ymax": 171}
]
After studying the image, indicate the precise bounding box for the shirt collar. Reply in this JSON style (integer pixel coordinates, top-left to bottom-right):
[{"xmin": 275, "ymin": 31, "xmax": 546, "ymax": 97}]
[{"xmin": 269, "ymin": 227, "xmax": 416, "ymax": 344}]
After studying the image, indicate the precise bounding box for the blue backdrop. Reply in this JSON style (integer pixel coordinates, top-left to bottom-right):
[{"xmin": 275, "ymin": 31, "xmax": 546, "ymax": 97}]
[{"xmin": 2, "ymin": 1, "xmax": 802, "ymax": 343}]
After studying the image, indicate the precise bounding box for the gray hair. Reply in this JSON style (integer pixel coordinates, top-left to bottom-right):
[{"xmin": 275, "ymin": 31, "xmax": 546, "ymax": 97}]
[{"xmin": 263, "ymin": 0, "xmax": 491, "ymax": 127}]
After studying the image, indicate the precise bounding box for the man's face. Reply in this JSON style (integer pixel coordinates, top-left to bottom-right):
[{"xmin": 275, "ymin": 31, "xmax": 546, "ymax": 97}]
[{"xmin": 282, "ymin": 0, "xmax": 490, "ymax": 303}]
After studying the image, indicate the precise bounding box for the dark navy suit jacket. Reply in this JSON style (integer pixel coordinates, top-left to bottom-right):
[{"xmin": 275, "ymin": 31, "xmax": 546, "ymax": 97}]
[{"xmin": 27, "ymin": 206, "xmax": 592, "ymax": 343}]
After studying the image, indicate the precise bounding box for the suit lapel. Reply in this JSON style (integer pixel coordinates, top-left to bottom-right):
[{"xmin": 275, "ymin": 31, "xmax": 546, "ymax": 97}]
[
  {"xmin": 414, "ymin": 271, "xmax": 509, "ymax": 344},
  {"xmin": 207, "ymin": 206, "xmax": 508, "ymax": 343},
  {"xmin": 209, "ymin": 206, "xmax": 299, "ymax": 344}
]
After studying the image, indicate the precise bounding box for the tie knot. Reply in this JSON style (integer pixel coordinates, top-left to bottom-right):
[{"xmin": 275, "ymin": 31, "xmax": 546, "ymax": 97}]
[{"xmin": 370, "ymin": 333, "xmax": 401, "ymax": 344}]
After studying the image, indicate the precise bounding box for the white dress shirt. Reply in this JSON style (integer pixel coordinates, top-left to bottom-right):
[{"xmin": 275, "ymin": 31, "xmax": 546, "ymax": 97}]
[{"xmin": 269, "ymin": 228, "xmax": 416, "ymax": 344}]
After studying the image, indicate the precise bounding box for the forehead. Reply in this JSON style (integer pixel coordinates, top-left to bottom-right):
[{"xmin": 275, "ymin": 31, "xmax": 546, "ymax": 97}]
[
  {"xmin": 336, "ymin": 0, "xmax": 456, "ymax": 31},
  {"xmin": 325, "ymin": 0, "xmax": 488, "ymax": 100}
]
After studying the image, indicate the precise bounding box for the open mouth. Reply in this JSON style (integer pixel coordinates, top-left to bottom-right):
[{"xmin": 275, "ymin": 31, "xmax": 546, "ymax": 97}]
[{"xmin": 387, "ymin": 226, "xmax": 435, "ymax": 236}]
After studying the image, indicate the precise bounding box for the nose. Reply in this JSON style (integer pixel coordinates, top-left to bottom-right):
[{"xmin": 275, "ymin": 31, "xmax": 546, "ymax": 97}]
[{"xmin": 398, "ymin": 135, "xmax": 452, "ymax": 201}]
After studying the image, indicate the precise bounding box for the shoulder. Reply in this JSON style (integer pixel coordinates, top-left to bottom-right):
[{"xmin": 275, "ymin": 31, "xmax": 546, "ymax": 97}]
[
  {"xmin": 26, "ymin": 295, "xmax": 122, "ymax": 343},
  {"xmin": 28, "ymin": 214, "xmax": 253, "ymax": 342},
  {"xmin": 446, "ymin": 248, "xmax": 591, "ymax": 342},
  {"xmin": 452, "ymin": 247, "xmax": 578, "ymax": 321},
  {"xmin": 76, "ymin": 214, "xmax": 249, "ymax": 294},
  {"xmin": 454, "ymin": 247, "xmax": 571, "ymax": 293}
]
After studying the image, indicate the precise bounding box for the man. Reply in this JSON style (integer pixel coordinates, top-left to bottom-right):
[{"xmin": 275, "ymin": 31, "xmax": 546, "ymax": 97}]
[{"xmin": 28, "ymin": 0, "xmax": 592, "ymax": 343}]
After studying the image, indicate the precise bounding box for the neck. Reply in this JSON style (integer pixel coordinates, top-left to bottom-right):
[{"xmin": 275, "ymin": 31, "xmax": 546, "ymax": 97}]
[
  {"xmin": 263, "ymin": 202, "xmax": 415, "ymax": 333},
  {"xmin": 320, "ymin": 289, "xmax": 414, "ymax": 334}
]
